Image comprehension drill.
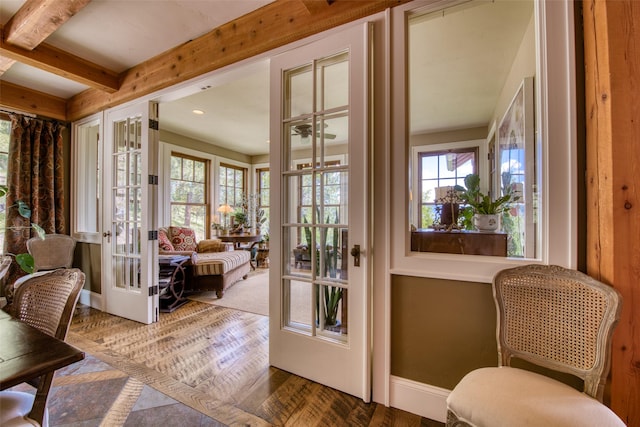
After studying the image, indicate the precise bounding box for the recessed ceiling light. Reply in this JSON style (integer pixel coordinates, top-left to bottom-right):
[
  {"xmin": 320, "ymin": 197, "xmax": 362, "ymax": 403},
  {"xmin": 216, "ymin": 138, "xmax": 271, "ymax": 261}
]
[{"xmin": 192, "ymin": 109, "xmax": 205, "ymax": 115}]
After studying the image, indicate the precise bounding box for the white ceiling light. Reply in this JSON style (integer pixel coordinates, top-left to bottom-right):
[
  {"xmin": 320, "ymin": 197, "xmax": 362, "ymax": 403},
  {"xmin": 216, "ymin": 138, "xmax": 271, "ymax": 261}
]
[{"xmin": 192, "ymin": 109, "xmax": 205, "ymax": 115}]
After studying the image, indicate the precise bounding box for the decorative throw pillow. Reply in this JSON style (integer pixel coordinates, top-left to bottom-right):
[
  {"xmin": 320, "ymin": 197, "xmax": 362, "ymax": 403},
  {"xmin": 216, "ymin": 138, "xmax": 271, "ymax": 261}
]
[
  {"xmin": 158, "ymin": 228, "xmax": 174, "ymax": 251},
  {"xmin": 168, "ymin": 227, "xmax": 197, "ymax": 251}
]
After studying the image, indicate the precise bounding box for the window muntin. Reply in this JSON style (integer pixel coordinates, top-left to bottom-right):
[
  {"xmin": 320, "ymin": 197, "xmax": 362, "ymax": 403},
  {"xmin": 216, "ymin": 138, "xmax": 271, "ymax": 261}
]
[{"xmin": 170, "ymin": 153, "xmax": 208, "ymax": 240}]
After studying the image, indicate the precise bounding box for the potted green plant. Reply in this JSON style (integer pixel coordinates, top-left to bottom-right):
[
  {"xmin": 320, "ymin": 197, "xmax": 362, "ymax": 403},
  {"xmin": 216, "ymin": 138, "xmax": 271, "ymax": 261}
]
[
  {"xmin": 457, "ymin": 174, "xmax": 519, "ymax": 232},
  {"xmin": 0, "ymin": 184, "xmax": 44, "ymax": 273}
]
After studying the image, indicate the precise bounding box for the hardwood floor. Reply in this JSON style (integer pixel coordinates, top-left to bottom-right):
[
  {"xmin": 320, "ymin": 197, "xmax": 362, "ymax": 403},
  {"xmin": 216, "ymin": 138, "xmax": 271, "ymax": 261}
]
[{"xmin": 61, "ymin": 302, "xmax": 443, "ymax": 426}]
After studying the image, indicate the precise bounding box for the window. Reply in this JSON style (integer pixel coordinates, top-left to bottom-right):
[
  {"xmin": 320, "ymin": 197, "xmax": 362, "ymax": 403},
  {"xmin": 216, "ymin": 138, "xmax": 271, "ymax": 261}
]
[
  {"xmin": 0, "ymin": 118, "xmax": 9, "ymax": 250},
  {"xmin": 170, "ymin": 153, "xmax": 208, "ymax": 240},
  {"xmin": 219, "ymin": 163, "xmax": 246, "ymax": 208},
  {"xmin": 417, "ymin": 147, "xmax": 478, "ymax": 228},
  {"xmin": 257, "ymin": 168, "xmax": 270, "ymax": 234},
  {"xmin": 391, "ymin": 0, "xmax": 577, "ymax": 281},
  {"xmin": 72, "ymin": 116, "xmax": 101, "ymax": 242}
]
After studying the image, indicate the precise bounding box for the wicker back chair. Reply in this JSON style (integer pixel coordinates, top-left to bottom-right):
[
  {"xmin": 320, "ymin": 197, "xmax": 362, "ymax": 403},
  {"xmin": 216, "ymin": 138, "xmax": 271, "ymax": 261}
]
[
  {"xmin": 26, "ymin": 234, "xmax": 76, "ymax": 272},
  {"xmin": 446, "ymin": 264, "xmax": 624, "ymax": 427},
  {"xmin": 0, "ymin": 268, "xmax": 85, "ymax": 426}
]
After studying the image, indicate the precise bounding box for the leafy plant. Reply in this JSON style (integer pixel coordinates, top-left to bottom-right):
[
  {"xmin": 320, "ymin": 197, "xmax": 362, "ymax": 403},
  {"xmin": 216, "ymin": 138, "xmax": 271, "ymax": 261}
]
[
  {"xmin": 457, "ymin": 174, "xmax": 519, "ymax": 215},
  {"xmin": 0, "ymin": 184, "xmax": 44, "ymax": 274}
]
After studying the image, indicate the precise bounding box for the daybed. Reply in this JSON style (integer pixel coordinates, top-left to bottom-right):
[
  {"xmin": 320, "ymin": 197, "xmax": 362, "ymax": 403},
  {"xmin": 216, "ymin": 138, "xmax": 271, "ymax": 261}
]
[{"xmin": 159, "ymin": 227, "xmax": 251, "ymax": 298}]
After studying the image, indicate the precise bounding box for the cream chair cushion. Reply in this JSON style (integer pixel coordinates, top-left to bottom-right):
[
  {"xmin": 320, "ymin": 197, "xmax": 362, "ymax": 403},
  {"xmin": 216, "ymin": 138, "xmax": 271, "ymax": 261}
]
[
  {"xmin": 447, "ymin": 367, "xmax": 625, "ymax": 427},
  {"xmin": 0, "ymin": 391, "xmax": 46, "ymax": 427}
]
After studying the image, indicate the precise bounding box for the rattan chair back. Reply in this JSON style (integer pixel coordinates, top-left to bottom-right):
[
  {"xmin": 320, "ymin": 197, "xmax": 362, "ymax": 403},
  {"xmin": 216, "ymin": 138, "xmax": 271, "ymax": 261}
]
[
  {"xmin": 6, "ymin": 268, "xmax": 84, "ymax": 425},
  {"xmin": 10, "ymin": 268, "xmax": 85, "ymax": 340},
  {"xmin": 493, "ymin": 264, "xmax": 622, "ymax": 401},
  {"xmin": 26, "ymin": 234, "xmax": 76, "ymax": 272}
]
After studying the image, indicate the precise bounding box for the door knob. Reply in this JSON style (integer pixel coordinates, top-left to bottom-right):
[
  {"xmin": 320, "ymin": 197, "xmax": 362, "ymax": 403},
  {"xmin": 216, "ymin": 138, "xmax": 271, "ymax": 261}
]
[
  {"xmin": 350, "ymin": 244, "xmax": 360, "ymax": 267},
  {"xmin": 103, "ymin": 230, "xmax": 112, "ymax": 243}
]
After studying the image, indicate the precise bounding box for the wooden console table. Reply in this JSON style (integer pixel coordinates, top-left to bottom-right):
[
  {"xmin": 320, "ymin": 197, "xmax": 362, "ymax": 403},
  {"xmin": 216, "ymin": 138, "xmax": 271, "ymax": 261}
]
[{"xmin": 411, "ymin": 230, "xmax": 507, "ymax": 257}]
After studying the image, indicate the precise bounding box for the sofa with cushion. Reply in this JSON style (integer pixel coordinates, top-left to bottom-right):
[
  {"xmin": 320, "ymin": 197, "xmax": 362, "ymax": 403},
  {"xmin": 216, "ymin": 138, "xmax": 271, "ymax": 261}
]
[{"xmin": 159, "ymin": 226, "xmax": 251, "ymax": 298}]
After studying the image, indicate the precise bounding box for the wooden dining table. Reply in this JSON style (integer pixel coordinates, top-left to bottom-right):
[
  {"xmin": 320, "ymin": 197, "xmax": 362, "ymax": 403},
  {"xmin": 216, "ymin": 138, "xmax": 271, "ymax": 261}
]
[{"xmin": 0, "ymin": 310, "xmax": 85, "ymax": 390}]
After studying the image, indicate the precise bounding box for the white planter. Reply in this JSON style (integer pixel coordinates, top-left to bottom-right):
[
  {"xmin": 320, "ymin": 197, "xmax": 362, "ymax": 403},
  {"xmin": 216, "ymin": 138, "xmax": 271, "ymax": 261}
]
[{"xmin": 473, "ymin": 214, "xmax": 499, "ymax": 232}]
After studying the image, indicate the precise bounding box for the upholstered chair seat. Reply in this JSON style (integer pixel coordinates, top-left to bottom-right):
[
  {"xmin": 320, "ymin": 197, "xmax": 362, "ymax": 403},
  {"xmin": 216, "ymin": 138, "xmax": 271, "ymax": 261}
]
[{"xmin": 446, "ymin": 264, "xmax": 624, "ymax": 427}]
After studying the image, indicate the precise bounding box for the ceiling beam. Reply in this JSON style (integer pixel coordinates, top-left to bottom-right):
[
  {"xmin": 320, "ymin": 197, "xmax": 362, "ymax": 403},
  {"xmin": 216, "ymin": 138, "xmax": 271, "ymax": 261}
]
[
  {"xmin": 0, "ymin": 27, "xmax": 120, "ymax": 93},
  {"xmin": 67, "ymin": 0, "xmax": 411, "ymax": 121},
  {"xmin": 0, "ymin": 80, "xmax": 66, "ymax": 120},
  {"xmin": 4, "ymin": 0, "xmax": 92, "ymax": 50},
  {"xmin": 0, "ymin": 57, "xmax": 15, "ymax": 75},
  {"xmin": 300, "ymin": 0, "xmax": 334, "ymax": 15}
]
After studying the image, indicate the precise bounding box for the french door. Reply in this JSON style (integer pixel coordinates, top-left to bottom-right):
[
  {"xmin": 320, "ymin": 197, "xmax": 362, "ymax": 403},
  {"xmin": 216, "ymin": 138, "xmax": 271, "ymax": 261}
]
[
  {"xmin": 269, "ymin": 23, "xmax": 372, "ymax": 400},
  {"xmin": 102, "ymin": 102, "xmax": 159, "ymax": 324}
]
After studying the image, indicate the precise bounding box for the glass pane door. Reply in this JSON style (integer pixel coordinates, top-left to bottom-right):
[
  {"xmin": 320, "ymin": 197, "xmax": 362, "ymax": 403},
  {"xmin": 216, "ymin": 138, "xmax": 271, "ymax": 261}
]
[{"xmin": 269, "ymin": 23, "xmax": 371, "ymax": 401}]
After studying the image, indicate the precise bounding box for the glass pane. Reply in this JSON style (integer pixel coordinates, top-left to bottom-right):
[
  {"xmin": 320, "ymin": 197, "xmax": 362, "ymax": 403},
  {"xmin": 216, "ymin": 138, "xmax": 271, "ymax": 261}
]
[
  {"xmin": 133, "ymin": 118, "xmax": 142, "ymax": 150},
  {"xmin": 285, "ymin": 279, "xmax": 313, "ymax": 328},
  {"xmin": 115, "ymin": 122, "xmax": 126, "ymax": 152},
  {"xmin": 319, "ymin": 115, "xmax": 347, "ymax": 161},
  {"xmin": 183, "ymin": 158, "xmax": 194, "ymax": 181},
  {"xmin": 285, "ymin": 65, "xmax": 312, "ymax": 119},
  {"xmin": 318, "ymin": 226, "xmax": 346, "ymax": 280},
  {"xmin": 170, "ymin": 156, "xmax": 181, "ymax": 179},
  {"xmin": 115, "ymin": 257, "xmax": 125, "ymax": 288},
  {"xmin": 285, "ymin": 226, "xmax": 311, "ymax": 278},
  {"xmin": 317, "ymin": 284, "xmax": 347, "ymax": 340},
  {"xmin": 115, "ymin": 154, "xmax": 127, "ymax": 187},
  {"xmin": 194, "ymin": 161, "xmax": 205, "ymax": 183},
  {"xmin": 316, "ymin": 52, "xmax": 349, "ymax": 111}
]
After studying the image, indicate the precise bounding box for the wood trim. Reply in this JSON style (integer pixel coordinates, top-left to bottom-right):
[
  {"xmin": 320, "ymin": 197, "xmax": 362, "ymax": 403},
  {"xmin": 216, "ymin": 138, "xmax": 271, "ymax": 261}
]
[
  {"xmin": 583, "ymin": 0, "xmax": 640, "ymax": 425},
  {"xmin": 0, "ymin": 80, "xmax": 66, "ymax": 120},
  {"xmin": 3, "ymin": 0, "xmax": 91, "ymax": 50},
  {"xmin": 0, "ymin": 31, "xmax": 120, "ymax": 93},
  {"xmin": 66, "ymin": 0, "xmax": 410, "ymax": 121}
]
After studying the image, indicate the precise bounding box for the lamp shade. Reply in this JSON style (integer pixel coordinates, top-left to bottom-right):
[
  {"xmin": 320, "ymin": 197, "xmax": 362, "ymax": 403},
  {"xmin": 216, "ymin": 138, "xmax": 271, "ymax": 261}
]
[{"xmin": 217, "ymin": 204, "xmax": 233, "ymax": 215}]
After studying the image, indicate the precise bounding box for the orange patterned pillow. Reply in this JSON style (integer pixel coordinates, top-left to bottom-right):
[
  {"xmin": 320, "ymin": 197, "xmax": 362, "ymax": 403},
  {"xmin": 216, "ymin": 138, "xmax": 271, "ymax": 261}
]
[{"xmin": 168, "ymin": 227, "xmax": 197, "ymax": 251}]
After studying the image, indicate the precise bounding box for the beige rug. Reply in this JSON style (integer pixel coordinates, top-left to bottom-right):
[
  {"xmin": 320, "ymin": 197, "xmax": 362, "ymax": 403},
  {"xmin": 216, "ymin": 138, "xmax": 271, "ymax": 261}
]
[
  {"xmin": 188, "ymin": 270, "xmax": 270, "ymax": 316},
  {"xmin": 187, "ymin": 270, "xmax": 315, "ymax": 324}
]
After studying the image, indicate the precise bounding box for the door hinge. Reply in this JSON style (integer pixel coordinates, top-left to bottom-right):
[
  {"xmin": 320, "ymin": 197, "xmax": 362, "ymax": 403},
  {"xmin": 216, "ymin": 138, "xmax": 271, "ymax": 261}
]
[
  {"xmin": 149, "ymin": 285, "xmax": 159, "ymax": 296},
  {"xmin": 149, "ymin": 119, "xmax": 159, "ymax": 130},
  {"xmin": 149, "ymin": 230, "xmax": 158, "ymax": 241},
  {"xmin": 148, "ymin": 174, "xmax": 158, "ymax": 185}
]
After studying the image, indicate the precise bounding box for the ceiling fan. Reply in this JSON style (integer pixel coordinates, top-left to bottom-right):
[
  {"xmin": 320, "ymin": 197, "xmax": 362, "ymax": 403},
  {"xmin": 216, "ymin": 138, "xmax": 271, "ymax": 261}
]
[{"xmin": 292, "ymin": 124, "xmax": 336, "ymax": 142}]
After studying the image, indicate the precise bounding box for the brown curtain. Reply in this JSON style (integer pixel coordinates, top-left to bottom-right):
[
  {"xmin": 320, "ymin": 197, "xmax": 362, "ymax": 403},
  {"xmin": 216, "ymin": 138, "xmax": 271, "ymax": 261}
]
[{"xmin": 3, "ymin": 114, "xmax": 66, "ymax": 295}]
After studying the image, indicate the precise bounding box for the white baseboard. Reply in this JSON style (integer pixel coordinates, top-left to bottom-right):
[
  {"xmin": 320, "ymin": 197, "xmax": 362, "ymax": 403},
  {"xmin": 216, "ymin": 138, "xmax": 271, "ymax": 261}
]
[
  {"xmin": 389, "ymin": 375, "xmax": 449, "ymax": 423},
  {"xmin": 79, "ymin": 289, "xmax": 103, "ymax": 310}
]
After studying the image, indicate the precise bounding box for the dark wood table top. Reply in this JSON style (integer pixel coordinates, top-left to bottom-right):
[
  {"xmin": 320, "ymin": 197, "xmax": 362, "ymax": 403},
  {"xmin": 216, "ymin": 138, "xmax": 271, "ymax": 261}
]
[
  {"xmin": 0, "ymin": 310, "xmax": 85, "ymax": 390},
  {"xmin": 218, "ymin": 233, "xmax": 263, "ymax": 244}
]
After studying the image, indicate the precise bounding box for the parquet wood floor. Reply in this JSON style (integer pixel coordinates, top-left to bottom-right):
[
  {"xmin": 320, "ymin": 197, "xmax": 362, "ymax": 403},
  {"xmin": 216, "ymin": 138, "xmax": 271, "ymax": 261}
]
[{"xmin": 65, "ymin": 302, "xmax": 443, "ymax": 426}]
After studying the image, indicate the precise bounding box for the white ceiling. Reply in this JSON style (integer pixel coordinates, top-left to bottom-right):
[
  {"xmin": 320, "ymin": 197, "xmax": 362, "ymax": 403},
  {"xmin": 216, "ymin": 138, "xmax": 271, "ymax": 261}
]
[{"xmin": 1, "ymin": 0, "xmax": 533, "ymax": 156}]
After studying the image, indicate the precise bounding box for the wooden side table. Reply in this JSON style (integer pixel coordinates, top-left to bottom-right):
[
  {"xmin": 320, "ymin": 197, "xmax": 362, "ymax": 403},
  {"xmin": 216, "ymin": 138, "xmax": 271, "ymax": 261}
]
[{"xmin": 158, "ymin": 254, "xmax": 190, "ymax": 312}]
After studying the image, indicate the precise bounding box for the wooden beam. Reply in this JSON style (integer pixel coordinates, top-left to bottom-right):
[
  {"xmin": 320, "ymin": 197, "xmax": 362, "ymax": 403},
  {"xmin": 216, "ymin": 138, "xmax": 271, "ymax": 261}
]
[
  {"xmin": 66, "ymin": 0, "xmax": 410, "ymax": 121},
  {"xmin": 4, "ymin": 0, "xmax": 92, "ymax": 50},
  {"xmin": 583, "ymin": 0, "xmax": 640, "ymax": 425},
  {"xmin": 0, "ymin": 28, "xmax": 119, "ymax": 93},
  {"xmin": 0, "ymin": 56, "xmax": 15, "ymax": 75},
  {"xmin": 300, "ymin": 0, "xmax": 333, "ymax": 15},
  {"xmin": 0, "ymin": 81, "xmax": 66, "ymax": 120}
]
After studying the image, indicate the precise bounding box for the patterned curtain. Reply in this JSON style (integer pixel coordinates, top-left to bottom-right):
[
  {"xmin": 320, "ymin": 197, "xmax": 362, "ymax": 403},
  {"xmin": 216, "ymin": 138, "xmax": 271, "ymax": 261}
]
[{"xmin": 3, "ymin": 114, "xmax": 66, "ymax": 296}]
